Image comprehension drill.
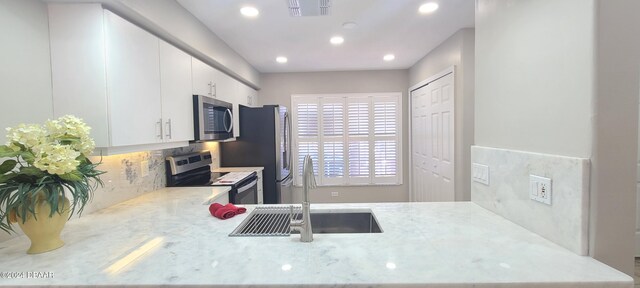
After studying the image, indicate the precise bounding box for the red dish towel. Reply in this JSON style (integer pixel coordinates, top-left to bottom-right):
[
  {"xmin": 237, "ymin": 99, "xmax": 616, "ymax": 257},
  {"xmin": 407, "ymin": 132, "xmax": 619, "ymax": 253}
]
[
  {"xmin": 209, "ymin": 203, "xmax": 236, "ymax": 220},
  {"xmin": 225, "ymin": 203, "xmax": 247, "ymax": 214}
]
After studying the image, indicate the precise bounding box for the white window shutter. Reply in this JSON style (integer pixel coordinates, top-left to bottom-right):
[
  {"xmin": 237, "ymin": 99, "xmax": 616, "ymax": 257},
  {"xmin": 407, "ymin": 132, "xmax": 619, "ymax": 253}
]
[
  {"xmin": 320, "ymin": 97, "xmax": 346, "ymax": 185},
  {"xmin": 372, "ymin": 95, "xmax": 400, "ymax": 184},
  {"xmin": 292, "ymin": 96, "xmax": 320, "ymax": 185},
  {"xmin": 346, "ymin": 96, "xmax": 371, "ymax": 185},
  {"xmin": 292, "ymin": 93, "xmax": 402, "ymax": 187}
]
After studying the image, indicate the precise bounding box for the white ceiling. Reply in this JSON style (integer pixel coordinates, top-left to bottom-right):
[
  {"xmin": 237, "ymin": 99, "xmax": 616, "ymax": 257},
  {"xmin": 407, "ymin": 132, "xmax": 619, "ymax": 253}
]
[{"xmin": 177, "ymin": 0, "xmax": 474, "ymax": 73}]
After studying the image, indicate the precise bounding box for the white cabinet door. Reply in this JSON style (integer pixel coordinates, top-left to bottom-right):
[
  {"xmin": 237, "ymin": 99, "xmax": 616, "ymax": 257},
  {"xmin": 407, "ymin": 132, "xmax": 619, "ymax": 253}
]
[
  {"xmin": 48, "ymin": 4, "xmax": 110, "ymax": 147},
  {"xmin": 159, "ymin": 40, "xmax": 194, "ymax": 142},
  {"xmin": 192, "ymin": 57, "xmax": 214, "ymax": 97},
  {"xmin": 104, "ymin": 10, "xmax": 162, "ymax": 147},
  {"xmin": 239, "ymin": 83, "xmax": 258, "ymax": 107},
  {"xmin": 213, "ymin": 71, "xmax": 235, "ymax": 102}
]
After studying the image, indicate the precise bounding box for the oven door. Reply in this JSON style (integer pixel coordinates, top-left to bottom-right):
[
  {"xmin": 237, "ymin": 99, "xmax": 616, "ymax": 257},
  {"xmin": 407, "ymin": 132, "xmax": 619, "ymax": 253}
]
[{"xmin": 231, "ymin": 175, "xmax": 258, "ymax": 204}]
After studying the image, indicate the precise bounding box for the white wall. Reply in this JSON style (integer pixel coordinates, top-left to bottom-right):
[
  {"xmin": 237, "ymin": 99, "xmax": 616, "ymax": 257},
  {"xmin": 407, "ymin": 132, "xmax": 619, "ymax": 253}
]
[
  {"xmin": 475, "ymin": 0, "xmax": 640, "ymax": 276},
  {"xmin": 106, "ymin": 0, "xmax": 260, "ymax": 88},
  {"xmin": 408, "ymin": 28, "xmax": 475, "ymax": 201},
  {"xmin": 0, "ymin": 0, "xmax": 53, "ymax": 144},
  {"xmin": 589, "ymin": 0, "xmax": 640, "ymax": 276},
  {"xmin": 475, "ymin": 0, "xmax": 594, "ymax": 158},
  {"xmin": 259, "ymin": 70, "xmax": 409, "ymax": 203}
]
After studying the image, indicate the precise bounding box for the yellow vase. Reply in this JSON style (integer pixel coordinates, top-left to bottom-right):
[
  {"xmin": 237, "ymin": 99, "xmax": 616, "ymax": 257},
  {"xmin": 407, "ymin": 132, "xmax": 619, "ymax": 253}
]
[{"xmin": 15, "ymin": 197, "xmax": 71, "ymax": 254}]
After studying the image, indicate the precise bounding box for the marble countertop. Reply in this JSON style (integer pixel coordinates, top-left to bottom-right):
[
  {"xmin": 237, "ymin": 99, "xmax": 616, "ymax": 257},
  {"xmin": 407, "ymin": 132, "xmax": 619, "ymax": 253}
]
[
  {"xmin": 0, "ymin": 188, "xmax": 632, "ymax": 287},
  {"xmin": 213, "ymin": 166, "xmax": 264, "ymax": 172},
  {"xmin": 199, "ymin": 186, "xmax": 231, "ymax": 205}
]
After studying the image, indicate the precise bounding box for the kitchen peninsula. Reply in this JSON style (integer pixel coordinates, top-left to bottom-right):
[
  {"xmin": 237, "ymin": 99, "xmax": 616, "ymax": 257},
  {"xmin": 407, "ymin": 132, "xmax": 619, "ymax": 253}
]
[{"xmin": 0, "ymin": 187, "xmax": 632, "ymax": 287}]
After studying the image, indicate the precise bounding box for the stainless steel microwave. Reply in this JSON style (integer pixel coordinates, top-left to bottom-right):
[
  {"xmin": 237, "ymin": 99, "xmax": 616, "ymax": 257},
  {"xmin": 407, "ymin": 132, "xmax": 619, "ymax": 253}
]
[{"xmin": 193, "ymin": 95, "xmax": 233, "ymax": 141}]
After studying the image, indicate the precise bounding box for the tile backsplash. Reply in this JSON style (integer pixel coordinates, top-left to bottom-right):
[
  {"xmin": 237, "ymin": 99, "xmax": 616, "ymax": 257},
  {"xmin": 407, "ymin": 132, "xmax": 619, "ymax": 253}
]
[
  {"xmin": 471, "ymin": 146, "xmax": 590, "ymax": 255},
  {"xmin": 0, "ymin": 142, "xmax": 220, "ymax": 242}
]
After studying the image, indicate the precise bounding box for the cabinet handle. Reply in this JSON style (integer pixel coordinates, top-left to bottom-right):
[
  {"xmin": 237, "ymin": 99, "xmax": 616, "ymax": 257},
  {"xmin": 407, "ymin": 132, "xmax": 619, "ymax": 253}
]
[
  {"xmin": 157, "ymin": 119, "xmax": 163, "ymax": 140},
  {"xmin": 165, "ymin": 119, "xmax": 172, "ymax": 140},
  {"xmin": 212, "ymin": 83, "xmax": 217, "ymax": 98},
  {"xmin": 207, "ymin": 82, "xmax": 213, "ymax": 96}
]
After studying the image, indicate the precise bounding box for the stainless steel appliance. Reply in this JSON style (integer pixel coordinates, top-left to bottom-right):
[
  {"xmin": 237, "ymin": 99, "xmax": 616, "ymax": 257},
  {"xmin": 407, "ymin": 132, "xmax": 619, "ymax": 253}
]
[
  {"xmin": 193, "ymin": 95, "xmax": 234, "ymax": 141},
  {"xmin": 220, "ymin": 105, "xmax": 293, "ymax": 204},
  {"xmin": 166, "ymin": 151, "xmax": 258, "ymax": 204}
]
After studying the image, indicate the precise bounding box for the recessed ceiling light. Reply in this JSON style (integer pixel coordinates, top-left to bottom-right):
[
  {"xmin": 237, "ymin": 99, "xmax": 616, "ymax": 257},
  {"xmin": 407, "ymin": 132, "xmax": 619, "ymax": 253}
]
[
  {"xmin": 419, "ymin": 2, "xmax": 439, "ymax": 14},
  {"xmin": 330, "ymin": 36, "xmax": 344, "ymax": 45},
  {"xmin": 276, "ymin": 56, "xmax": 288, "ymax": 63},
  {"xmin": 240, "ymin": 6, "xmax": 259, "ymax": 17},
  {"xmin": 342, "ymin": 21, "xmax": 358, "ymax": 29},
  {"xmin": 383, "ymin": 54, "xmax": 395, "ymax": 61}
]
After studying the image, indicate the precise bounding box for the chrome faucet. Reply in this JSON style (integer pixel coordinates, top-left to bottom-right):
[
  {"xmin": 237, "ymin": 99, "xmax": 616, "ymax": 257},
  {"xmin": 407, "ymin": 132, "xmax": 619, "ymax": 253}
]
[{"xmin": 290, "ymin": 155, "xmax": 316, "ymax": 242}]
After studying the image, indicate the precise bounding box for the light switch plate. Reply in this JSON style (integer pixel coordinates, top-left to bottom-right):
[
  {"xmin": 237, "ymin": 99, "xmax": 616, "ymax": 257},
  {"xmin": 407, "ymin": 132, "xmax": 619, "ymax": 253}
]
[
  {"xmin": 529, "ymin": 175, "xmax": 552, "ymax": 205},
  {"xmin": 472, "ymin": 163, "xmax": 490, "ymax": 185}
]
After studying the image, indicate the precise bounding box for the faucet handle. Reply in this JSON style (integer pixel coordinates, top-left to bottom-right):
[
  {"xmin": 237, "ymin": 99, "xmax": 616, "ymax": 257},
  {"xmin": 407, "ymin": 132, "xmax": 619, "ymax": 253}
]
[{"xmin": 289, "ymin": 205, "xmax": 301, "ymax": 232}]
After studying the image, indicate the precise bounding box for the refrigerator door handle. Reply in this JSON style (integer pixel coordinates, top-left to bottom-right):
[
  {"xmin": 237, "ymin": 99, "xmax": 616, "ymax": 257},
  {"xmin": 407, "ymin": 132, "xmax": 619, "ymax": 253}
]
[
  {"xmin": 287, "ymin": 112, "xmax": 293, "ymax": 170},
  {"xmin": 283, "ymin": 112, "xmax": 289, "ymax": 169}
]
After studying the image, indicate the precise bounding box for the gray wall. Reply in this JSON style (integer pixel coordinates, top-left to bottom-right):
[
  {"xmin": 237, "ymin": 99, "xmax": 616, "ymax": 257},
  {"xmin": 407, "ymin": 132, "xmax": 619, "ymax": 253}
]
[
  {"xmin": 0, "ymin": 0, "xmax": 53, "ymax": 144},
  {"xmin": 475, "ymin": 0, "xmax": 594, "ymax": 158},
  {"xmin": 589, "ymin": 0, "xmax": 640, "ymax": 276},
  {"xmin": 475, "ymin": 0, "xmax": 640, "ymax": 276},
  {"xmin": 408, "ymin": 28, "xmax": 475, "ymax": 201},
  {"xmin": 259, "ymin": 70, "xmax": 410, "ymax": 203}
]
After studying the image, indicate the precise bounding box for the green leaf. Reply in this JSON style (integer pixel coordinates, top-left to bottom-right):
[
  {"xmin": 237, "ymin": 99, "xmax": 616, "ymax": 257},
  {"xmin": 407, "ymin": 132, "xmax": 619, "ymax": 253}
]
[
  {"xmin": 76, "ymin": 154, "xmax": 91, "ymax": 165},
  {"xmin": 19, "ymin": 166, "xmax": 45, "ymax": 177},
  {"xmin": 59, "ymin": 171, "xmax": 83, "ymax": 182},
  {"xmin": 57, "ymin": 135, "xmax": 80, "ymax": 145},
  {"xmin": 0, "ymin": 160, "xmax": 17, "ymax": 174},
  {"xmin": 0, "ymin": 173, "xmax": 17, "ymax": 183},
  {"xmin": 20, "ymin": 151, "xmax": 35, "ymax": 164},
  {"xmin": 0, "ymin": 145, "xmax": 20, "ymax": 158}
]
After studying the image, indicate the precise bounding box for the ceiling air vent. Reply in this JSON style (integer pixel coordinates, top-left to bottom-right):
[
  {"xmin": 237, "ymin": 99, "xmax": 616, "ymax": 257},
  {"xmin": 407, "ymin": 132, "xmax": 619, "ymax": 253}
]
[{"xmin": 289, "ymin": 0, "xmax": 331, "ymax": 17}]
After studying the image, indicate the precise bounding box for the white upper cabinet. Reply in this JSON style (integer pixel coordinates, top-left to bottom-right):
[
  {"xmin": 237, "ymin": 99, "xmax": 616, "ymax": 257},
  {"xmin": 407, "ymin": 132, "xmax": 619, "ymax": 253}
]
[
  {"xmin": 159, "ymin": 40, "xmax": 194, "ymax": 143},
  {"xmin": 48, "ymin": 4, "xmax": 191, "ymax": 154},
  {"xmin": 238, "ymin": 83, "xmax": 258, "ymax": 107},
  {"xmin": 104, "ymin": 10, "xmax": 162, "ymax": 147},
  {"xmin": 48, "ymin": 4, "xmax": 110, "ymax": 147},
  {"xmin": 192, "ymin": 57, "xmax": 215, "ymax": 97}
]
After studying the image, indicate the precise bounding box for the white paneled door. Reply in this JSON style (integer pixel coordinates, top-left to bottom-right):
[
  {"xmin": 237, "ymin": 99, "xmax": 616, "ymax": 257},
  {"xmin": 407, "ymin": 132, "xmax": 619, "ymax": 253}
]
[{"xmin": 411, "ymin": 71, "xmax": 455, "ymax": 202}]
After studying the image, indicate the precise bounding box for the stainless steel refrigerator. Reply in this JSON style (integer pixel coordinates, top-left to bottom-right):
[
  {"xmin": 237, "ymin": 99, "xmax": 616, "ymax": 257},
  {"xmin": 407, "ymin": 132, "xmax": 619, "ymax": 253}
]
[{"xmin": 220, "ymin": 105, "xmax": 293, "ymax": 204}]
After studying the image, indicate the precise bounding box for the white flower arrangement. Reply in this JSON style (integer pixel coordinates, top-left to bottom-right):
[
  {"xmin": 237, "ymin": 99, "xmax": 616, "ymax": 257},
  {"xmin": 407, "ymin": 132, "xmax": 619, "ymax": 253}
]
[{"xmin": 0, "ymin": 115, "xmax": 104, "ymax": 233}]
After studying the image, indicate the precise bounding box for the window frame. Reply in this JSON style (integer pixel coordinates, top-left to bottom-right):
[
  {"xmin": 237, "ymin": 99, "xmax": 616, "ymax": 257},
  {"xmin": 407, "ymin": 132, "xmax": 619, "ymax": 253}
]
[{"xmin": 291, "ymin": 92, "xmax": 403, "ymax": 187}]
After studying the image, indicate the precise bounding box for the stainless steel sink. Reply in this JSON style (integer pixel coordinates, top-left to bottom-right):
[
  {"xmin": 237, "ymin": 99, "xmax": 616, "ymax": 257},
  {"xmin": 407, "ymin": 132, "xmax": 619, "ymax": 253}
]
[
  {"xmin": 229, "ymin": 206, "xmax": 383, "ymax": 236},
  {"xmin": 294, "ymin": 212, "xmax": 382, "ymax": 234}
]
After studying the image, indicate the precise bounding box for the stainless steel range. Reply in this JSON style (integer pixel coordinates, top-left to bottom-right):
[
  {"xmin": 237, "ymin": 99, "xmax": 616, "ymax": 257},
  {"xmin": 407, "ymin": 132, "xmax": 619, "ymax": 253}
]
[{"xmin": 166, "ymin": 151, "xmax": 258, "ymax": 204}]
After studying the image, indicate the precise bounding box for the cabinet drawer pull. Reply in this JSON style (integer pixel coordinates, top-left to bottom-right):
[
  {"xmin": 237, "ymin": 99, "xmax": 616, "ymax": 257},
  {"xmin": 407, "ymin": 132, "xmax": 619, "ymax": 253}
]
[
  {"xmin": 165, "ymin": 119, "xmax": 172, "ymax": 140},
  {"xmin": 156, "ymin": 119, "xmax": 163, "ymax": 140}
]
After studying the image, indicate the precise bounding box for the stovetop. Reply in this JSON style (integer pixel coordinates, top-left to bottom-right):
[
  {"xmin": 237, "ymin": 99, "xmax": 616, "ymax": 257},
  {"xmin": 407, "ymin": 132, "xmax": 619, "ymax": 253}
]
[{"xmin": 209, "ymin": 171, "xmax": 255, "ymax": 186}]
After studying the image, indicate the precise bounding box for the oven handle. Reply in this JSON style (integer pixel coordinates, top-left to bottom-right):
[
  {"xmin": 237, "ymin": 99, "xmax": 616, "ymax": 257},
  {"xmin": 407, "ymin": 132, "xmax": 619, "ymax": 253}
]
[{"xmin": 236, "ymin": 179, "xmax": 258, "ymax": 194}]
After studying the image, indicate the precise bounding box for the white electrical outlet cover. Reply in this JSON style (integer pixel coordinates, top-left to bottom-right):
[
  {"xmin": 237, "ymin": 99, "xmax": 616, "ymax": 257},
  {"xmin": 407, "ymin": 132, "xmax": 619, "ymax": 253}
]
[{"xmin": 529, "ymin": 175, "xmax": 552, "ymax": 205}]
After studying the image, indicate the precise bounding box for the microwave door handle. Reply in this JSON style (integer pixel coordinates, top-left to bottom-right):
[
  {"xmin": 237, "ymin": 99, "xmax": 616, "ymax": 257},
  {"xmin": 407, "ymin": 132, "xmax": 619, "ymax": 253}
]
[
  {"xmin": 236, "ymin": 179, "xmax": 258, "ymax": 194},
  {"xmin": 224, "ymin": 108, "xmax": 233, "ymax": 133}
]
